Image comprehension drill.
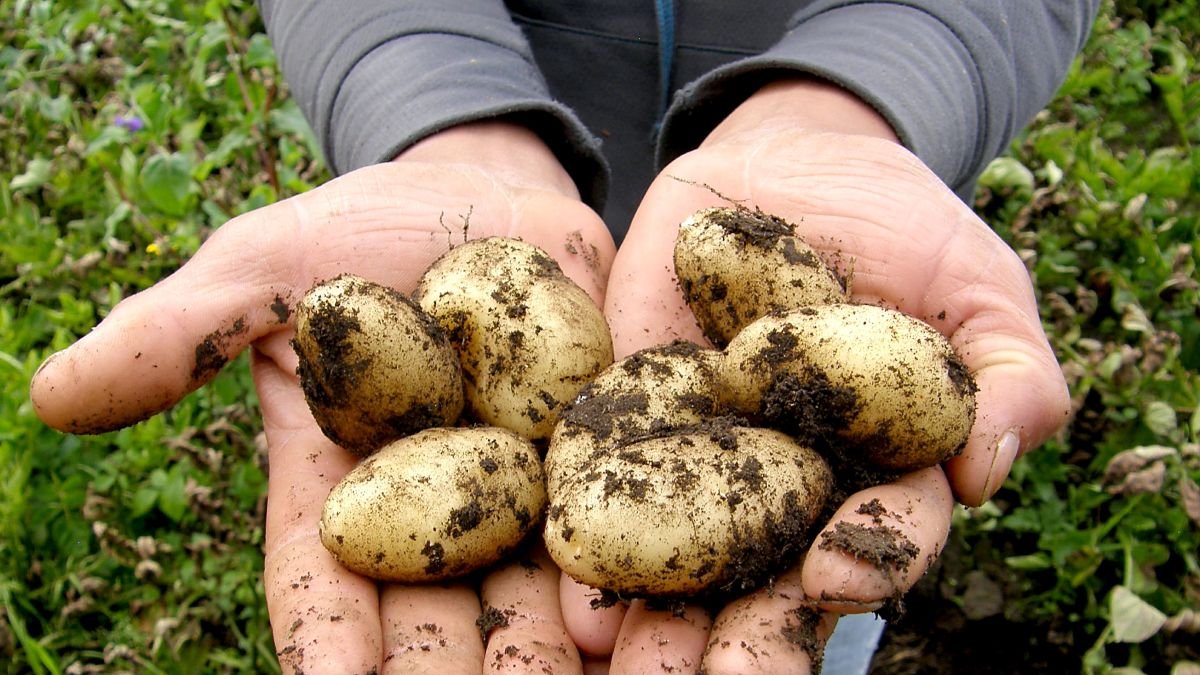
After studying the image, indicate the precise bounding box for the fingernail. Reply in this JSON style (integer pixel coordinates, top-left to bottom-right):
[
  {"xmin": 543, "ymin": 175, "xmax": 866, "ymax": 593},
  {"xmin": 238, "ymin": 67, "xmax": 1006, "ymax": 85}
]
[
  {"xmin": 980, "ymin": 428, "xmax": 1021, "ymax": 503},
  {"xmin": 32, "ymin": 350, "xmax": 63, "ymax": 380}
]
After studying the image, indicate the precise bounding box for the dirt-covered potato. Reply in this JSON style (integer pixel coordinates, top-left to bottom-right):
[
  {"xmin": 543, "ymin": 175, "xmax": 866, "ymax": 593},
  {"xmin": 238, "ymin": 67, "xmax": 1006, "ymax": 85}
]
[
  {"xmin": 543, "ymin": 341, "xmax": 833, "ymax": 597},
  {"xmin": 293, "ymin": 274, "xmax": 464, "ymax": 456},
  {"xmin": 545, "ymin": 424, "xmax": 831, "ymax": 597},
  {"xmin": 414, "ymin": 238, "xmax": 613, "ymax": 441},
  {"xmin": 675, "ymin": 206, "xmax": 847, "ymax": 347},
  {"xmin": 721, "ymin": 304, "xmax": 977, "ymax": 471},
  {"xmin": 544, "ymin": 341, "xmax": 722, "ymax": 494},
  {"xmin": 320, "ymin": 426, "xmax": 546, "ymax": 582}
]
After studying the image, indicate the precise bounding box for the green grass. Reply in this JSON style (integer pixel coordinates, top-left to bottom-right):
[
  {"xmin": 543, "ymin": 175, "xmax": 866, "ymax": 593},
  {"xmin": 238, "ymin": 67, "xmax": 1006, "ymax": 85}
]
[{"xmin": 1, "ymin": 0, "xmax": 1197, "ymax": 673}]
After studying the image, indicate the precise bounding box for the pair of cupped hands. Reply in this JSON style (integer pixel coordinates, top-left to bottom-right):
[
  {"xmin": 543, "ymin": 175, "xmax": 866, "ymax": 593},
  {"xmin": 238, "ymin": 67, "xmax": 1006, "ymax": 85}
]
[{"xmin": 31, "ymin": 80, "xmax": 1068, "ymax": 674}]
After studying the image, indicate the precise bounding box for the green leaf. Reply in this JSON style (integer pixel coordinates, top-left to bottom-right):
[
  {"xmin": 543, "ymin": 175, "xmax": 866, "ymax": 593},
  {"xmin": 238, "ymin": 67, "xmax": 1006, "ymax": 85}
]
[
  {"xmin": 1005, "ymin": 553, "xmax": 1053, "ymax": 570},
  {"xmin": 139, "ymin": 152, "xmax": 195, "ymax": 216},
  {"xmin": 1110, "ymin": 586, "xmax": 1166, "ymax": 643},
  {"xmin": 38, "ymin": 93, "xmax": 71, "ymax": 123},
  {"xmin": 269, "ymin": 101, "xmax": 322, "ymax": 162},
  {"xmin": 157, "ymin": 464, "xmax": 189, "ymax": 522},
  {"xmin": 9, "ymin": 157, "xmax": 52, "ymax": 192},
  {"xmin": 1143, "ymin": 401, "xmax": 1178, "ymax": 437},
  {"xmin": 131, "ymin": 483, "xmax": 159, "ymax": 518},
  {"xmin": 979, "ymin": 156, "xmax": 1035, "ymax": 194}
]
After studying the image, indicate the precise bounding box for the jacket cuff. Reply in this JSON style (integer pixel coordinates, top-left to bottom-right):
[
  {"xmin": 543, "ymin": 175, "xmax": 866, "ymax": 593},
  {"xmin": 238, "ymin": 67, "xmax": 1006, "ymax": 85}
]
[
  {"xmin": 333, "ymin": 35, "xmax": 608, "ymax": 209},
  {"xmin": 657, "ymin": 3, "xmax": 987, "ymax": 192}
]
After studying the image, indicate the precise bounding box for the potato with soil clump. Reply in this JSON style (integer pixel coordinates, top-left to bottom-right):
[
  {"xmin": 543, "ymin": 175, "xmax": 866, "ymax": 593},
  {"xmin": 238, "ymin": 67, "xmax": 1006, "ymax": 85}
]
[
  {"xmin": 293, "ymin": 274, "xmax": 463, "ymax": 456},
  {"xmin": 722, "ymin": 304, "xmax": 977, "ymax": 471},
  {"xmin": 546, "ymin": 423, "xmax": 831, "ymax": 597},
  {"xmin": 675, "ymin": 206, "xmax": 848, "ymax": 348}
]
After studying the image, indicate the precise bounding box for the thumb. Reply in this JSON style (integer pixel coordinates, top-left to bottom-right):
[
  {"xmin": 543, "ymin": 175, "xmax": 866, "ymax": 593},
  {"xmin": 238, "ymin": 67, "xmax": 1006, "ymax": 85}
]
[{"xmin": 31, "ymin": 208, "xmax": 299, "ymax": 434}]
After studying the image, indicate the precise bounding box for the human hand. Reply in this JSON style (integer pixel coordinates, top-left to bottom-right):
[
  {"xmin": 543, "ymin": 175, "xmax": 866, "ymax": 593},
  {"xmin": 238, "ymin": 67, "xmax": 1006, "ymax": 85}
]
[
  {"xmin": 559, "ymin": 80, "xmax": 1070, "ymax": 673},
  {"xmin": 31, "ymin": 122, "xmax": 617, "ymax": 674}
]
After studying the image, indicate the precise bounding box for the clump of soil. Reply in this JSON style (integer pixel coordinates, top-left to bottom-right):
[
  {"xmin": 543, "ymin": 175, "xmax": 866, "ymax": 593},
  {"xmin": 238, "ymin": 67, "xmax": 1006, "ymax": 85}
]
[
  {"xmin": 818, "ymin": 521, "xmax": 919, "ymax": 573},
  {"xmin": 475, "ymin": 605, "xmax": 512, "ymax": 641},
  {"xmin": 192, "ymin": 315, "xmax": 248, "ymax": 382}
]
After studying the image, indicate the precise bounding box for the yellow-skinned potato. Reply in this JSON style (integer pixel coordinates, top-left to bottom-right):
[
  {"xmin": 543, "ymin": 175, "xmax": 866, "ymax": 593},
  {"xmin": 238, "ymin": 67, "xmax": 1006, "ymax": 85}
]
[
  {"xmin": 721, "ymin": 304, "xmax": 977, "ymax": 471},
  {"xmin": 414, "ymin": 238, "xmax": 613, "ymax": 441},
  {"xmin": 675, "ymin": 206, "xmax": 847, "ymax": 348},
  {"xmin": 545, "ymin": 425, "xmax": 831, "ymax": 598},
  {"xmin": 545, "ymin": 341, "xmax": 722, "ymax": 495},
  {"xmin": 320, "ymin": 427, "xmax": 546, "ymax": 582},
  {"xmin": 293, "ymin": 274, "xmax": 464, "ymax": 456}
]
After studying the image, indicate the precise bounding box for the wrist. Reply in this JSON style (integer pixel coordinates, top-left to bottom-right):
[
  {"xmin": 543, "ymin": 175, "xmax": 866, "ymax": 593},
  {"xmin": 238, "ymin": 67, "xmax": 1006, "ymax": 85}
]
[
  {"xmin": 703, "ymin": 78, "xmax": 899, "ymax": 147},
  {"xmin": 394, "ymin": 120, "xmax": 581, "ymax": 200}
]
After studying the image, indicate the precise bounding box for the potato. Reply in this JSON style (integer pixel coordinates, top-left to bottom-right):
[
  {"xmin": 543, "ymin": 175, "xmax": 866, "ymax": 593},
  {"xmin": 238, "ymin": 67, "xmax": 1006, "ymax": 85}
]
[
  {"xmin": 293, "ymin": 274, "xmax": 464, "ymax": 456},
  {"xmin": 675, "ymin": 206, "xmax": 847, "ymax": 347},
  {"xmin": 414, "ymin": 237, "xmax": 613, "ymax": 441},
  {"xmin": 545, "ymin": 424, "xmax": 831, "ymax": 598},
  {"xmin": 544, "ymin": 341, "xmax": 722, "ymax": 495},
  {"xmin": 320, "ymin": 426, "xmax": 546, "ymax": 582},
  {"xmin": 721, "ymin": 304, "xmax": 977, "ymax": 471}
]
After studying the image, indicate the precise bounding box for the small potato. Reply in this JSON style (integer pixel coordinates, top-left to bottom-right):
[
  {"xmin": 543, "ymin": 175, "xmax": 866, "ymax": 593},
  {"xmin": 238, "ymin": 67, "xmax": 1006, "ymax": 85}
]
[
  {"xmin": 721, "ymin": 304, "xmax": 977, "ymax": 471},
  {"xmin": 320, "ymin": 427, "xmax": 546, "ymax": 582},
  {"xmin": 675, "ymin": 206, "xmax": 847, "ymax": 348},
  {"xmin": 545, "ymin": 425, "xmax": 831, "ymax": 598},
  {"xmin": 545, "ymin": 341, "xmax": 722, "ymax": 495},
  {"xmin": 414, "ymin": 238, "xmax": 613, "ymax": 441},
  {"xmin": 293, "ymin": 274, "xmax": 464, "ymax": 456}
]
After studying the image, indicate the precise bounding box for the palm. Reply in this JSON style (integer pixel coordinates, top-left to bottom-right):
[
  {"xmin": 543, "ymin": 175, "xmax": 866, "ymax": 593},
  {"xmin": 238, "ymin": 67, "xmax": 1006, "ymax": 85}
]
[{"xmin": 576, "ymin": 129, "xmax": 1067, "ymax": 673}]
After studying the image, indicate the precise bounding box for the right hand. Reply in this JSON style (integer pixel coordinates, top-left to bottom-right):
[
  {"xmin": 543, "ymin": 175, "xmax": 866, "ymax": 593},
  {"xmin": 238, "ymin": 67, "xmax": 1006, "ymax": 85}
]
[{"xmin": 31, "ymin": 122, "xmax": 616, "ymax": 674}]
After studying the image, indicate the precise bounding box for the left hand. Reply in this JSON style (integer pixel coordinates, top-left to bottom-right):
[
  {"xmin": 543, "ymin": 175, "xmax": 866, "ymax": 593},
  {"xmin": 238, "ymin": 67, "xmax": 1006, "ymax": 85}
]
[{"xmin": 559, "ymin": 79, "xmax": 1070, "ymax": 673}]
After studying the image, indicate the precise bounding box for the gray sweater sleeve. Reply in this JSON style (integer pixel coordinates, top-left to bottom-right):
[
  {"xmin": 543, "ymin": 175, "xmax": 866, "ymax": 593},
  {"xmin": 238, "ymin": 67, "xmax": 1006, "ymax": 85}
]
[
  {"xmin": 657, "ymin": 1, "xmax": 1100, "ymax": 197},
  {"xmin": 257, "ymin": 0, "xmax": 608, "ymax": 208}
]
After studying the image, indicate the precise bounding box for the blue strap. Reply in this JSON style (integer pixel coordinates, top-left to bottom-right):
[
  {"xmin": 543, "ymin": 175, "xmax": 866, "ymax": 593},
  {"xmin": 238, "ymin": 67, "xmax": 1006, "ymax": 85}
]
[{"xmin": 653, "ymin": 0, "xmax": 676, "ymax": 130}]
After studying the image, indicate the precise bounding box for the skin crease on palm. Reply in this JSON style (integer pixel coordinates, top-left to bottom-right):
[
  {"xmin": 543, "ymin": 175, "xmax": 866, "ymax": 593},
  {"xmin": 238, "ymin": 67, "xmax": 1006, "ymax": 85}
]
[{"xmin": 28, "ymin": 79, "xmax": 1070, "ymax": 674}]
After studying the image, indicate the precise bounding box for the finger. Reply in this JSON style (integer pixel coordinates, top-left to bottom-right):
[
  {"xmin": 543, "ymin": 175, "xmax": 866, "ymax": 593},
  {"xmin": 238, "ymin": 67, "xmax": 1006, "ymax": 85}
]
[
  {"xmin": 801, "ymin": 467, "xmax": 953, "ymax": 611},
  {"xmin": 942, "ymin": 298, "xmax": 1070, "ymax": 505},
  {"xmin": 480, "ymin": 546, "xmax": 583, "ymax": 674},
  {"xmin": 604, "ymin": 178, "xmax": 725, "ymax": 357},
  {"xmin": 30, "ymin": 209, "xmax": 299, "ymax": 433},
  {"xmin": 608, "ymin": 601, "xmax": 712, "ymax": 675},
  {"xmin": 560, "ymin": 576, "xmax": 627, "ymax": 657},
  {"xmin": 256, "ymin": 352, "xmax": 382, "ymax": 674},
  {"xmin": 701, "ymin": 564, "xmax": 837, "ymax": 675},
  {"xmin": 379, "ymin": 583, "xmax": 484, "ymax": 675}
]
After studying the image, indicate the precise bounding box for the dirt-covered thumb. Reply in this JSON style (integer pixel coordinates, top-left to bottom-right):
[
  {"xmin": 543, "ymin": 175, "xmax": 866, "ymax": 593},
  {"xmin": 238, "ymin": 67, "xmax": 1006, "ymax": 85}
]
[{"xmin": 30, "ymin": 215, "xmax": 296, "ymax": 434}]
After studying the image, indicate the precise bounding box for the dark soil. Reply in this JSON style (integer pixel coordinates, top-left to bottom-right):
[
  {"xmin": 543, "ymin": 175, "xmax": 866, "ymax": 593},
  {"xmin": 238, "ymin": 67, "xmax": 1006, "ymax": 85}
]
[{"xmin": 868, "ymin": 530, "xmax": 1078, "ymax": 675}]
